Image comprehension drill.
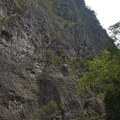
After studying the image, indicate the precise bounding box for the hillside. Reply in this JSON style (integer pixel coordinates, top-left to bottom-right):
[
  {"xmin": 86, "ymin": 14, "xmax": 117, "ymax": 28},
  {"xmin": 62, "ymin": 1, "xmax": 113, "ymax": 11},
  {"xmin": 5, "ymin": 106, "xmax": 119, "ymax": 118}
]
[{"xmin": 0, "ymin": 0, "xmax": 109, "ymax": 119}]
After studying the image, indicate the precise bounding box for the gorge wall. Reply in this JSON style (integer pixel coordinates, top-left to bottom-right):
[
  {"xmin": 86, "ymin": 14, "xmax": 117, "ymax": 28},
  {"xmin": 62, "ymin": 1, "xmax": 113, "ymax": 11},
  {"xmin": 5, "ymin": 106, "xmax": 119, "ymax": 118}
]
[{"xmin": 0, "ymin": 0, "xmax": 109, "ymax": 119}]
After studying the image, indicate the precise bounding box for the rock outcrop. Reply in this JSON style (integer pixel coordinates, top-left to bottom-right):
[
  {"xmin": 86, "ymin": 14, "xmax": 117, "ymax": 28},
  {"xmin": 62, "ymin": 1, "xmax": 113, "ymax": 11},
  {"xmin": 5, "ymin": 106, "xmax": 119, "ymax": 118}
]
[{"xmin": 0, "ymin": 0, "xmax": 109, "ymax": 119}]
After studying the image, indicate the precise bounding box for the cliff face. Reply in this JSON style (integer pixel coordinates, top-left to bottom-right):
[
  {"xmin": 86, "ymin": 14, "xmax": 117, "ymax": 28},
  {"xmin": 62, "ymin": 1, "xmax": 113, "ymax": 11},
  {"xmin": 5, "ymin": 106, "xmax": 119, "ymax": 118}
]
[{"xmin": 0, "ymin": 0, "xmax": 108, "ymax": 119}]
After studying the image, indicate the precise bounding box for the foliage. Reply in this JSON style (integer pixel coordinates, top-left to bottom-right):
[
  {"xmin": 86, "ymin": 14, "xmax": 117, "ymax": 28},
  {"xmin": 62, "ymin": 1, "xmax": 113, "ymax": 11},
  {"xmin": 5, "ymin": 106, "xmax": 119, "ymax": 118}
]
[
  {"xmin": 108, "ymin": 21, "xmax": 120, "ymax": 49},
  {"xmin": 39, "ymin": 100, "xmax": 60, "ymax": 120},
  {"xmin": 108, "ymin": 21, "xmax": 120, "ymax": 41},
  {"xmin": 13, "ymin": 0, "xmax": 21, "ymax": 8},
  {"xmin": 76, "ymin": 50, "xmax": 120, "ymax": 91},
  {"xmin": 105, "ymin": 85, "xmax": 120, "ymax": 120},
  {"xmin": 76, "ymin": 49, "xmax": 120, "ymax": 119}
]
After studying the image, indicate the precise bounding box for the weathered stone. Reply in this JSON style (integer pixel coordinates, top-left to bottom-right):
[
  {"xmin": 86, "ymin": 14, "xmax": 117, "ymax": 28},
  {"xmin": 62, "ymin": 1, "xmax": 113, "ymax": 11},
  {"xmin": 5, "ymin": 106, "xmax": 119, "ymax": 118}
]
[{"xmin": 0, "ymin": 0, "xmax": 108, "ymax": 119}]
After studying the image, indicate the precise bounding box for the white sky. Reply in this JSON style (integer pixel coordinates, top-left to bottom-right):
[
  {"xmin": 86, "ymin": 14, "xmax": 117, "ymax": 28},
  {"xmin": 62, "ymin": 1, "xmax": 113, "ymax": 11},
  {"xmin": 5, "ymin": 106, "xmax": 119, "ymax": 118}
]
[{"xmin": 85, "ymin": 0, "xmax": 120, "ymax": 30}]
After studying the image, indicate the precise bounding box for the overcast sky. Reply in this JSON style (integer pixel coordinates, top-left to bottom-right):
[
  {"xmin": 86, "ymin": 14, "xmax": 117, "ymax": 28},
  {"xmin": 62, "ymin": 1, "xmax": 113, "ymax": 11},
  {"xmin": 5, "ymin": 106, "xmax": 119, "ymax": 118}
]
[{"xmin": 85, "ymin": 0, "xmax": 120, "ymax": 31}]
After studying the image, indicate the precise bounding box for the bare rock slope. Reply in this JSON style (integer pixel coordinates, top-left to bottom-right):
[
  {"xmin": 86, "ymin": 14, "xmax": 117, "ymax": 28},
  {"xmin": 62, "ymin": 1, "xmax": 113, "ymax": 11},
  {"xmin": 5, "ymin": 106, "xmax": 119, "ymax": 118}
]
[{"xmin": 0, "ymin": 0, "xmax": 108, "ymax": 119}]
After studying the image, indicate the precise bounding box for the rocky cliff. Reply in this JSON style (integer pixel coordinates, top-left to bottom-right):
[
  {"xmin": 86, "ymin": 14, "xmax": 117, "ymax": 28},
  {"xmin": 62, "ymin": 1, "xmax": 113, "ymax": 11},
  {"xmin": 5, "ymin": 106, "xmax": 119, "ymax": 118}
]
[{"xmin": 0, "ymin": 0, "xmax": 109, "ymax": 120}]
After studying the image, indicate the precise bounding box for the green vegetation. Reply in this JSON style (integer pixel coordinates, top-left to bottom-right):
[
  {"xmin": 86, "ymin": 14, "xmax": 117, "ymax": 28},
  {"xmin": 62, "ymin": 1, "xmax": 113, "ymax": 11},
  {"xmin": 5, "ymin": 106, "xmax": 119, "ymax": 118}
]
[
  {"xmin": 64, "ymin": 22, "xmax": 76, "ymax": 28},
  {"xmin": 108, "ymin": 21, "xmax": 120, "ymax": 41},
  {"xmin": 13, "ymin": 0, "xmax": 21, "ymax": 8},
  {"xmin": 45, "ymin": 49, "xmax": 85, "ymax": 76},
  {"xmin": 76, "ymin": 21, "xmax": 120, "ymax": 119},
  {"xmin": 105, "ymin": 85, "xmax": 120, "ymax": 120},
  {"xmin": 76, "ymin": 49, "xmax": 120, "ymax": 90},
  {"xmin": 76, "ymin": 47, "xmax": 120, "ymax": 120},
  {"xmin": 2, "ymin": 0, "xmax": 30, "ymax": 11},
  {"xmin": 39, "ymin": 100, "xmax": 60, "ymax": 120}
]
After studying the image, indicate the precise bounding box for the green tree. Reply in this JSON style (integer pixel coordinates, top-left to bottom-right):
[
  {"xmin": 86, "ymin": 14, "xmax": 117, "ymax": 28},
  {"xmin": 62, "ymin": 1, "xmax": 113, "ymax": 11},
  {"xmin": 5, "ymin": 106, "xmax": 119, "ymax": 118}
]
[
  {"xmin": 76, "ymin": 49, "xmax": 120, "ymax": 120},
  {"xmin": 108, "ymin": 21, "xmax": 120, "ymax": 41},
  {"xmin": 77, "ymin": 50, "xmax": 120, "ymax": 90},
  {"xmin": 108, "ymin": 21, "xmax": 120, "ymax": 49}
]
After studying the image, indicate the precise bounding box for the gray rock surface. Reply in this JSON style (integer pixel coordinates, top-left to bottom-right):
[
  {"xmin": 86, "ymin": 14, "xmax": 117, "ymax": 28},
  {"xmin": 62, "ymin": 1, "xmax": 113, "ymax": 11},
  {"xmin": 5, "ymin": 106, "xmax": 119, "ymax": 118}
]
[{"xmin": 0, "ymin": 0, "xmax": 108, "ymax": 119}]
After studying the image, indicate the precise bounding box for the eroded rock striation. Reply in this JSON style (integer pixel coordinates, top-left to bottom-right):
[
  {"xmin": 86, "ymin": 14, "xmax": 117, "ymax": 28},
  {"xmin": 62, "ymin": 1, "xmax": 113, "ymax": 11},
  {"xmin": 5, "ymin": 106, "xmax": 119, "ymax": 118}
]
[{"xmin": 0, "ymin": 0, "xmax": 108, "ymax": 119}]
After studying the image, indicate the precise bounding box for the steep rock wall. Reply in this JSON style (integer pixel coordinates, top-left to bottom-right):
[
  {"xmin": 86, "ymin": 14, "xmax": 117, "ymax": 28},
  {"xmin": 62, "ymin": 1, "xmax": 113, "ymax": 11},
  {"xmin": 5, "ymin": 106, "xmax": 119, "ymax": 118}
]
[{"xmin": 0, "ymin": 0, "xmax": 108, "ymax": 119}]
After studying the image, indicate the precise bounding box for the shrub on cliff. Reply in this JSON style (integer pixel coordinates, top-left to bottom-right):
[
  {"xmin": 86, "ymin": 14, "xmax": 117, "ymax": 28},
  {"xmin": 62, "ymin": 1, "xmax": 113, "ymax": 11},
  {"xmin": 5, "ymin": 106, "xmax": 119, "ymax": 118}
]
[{"xmin": 39, "ymin": 100, "xmax": 60, "ymax": 120}]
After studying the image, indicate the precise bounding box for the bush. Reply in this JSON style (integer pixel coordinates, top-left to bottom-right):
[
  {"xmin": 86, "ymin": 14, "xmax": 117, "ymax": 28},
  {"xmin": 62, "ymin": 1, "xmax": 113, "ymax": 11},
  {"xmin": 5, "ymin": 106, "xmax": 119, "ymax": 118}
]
[{"xmin": 39, "ymin": 100, "xmax": 60, "ymax": 120}]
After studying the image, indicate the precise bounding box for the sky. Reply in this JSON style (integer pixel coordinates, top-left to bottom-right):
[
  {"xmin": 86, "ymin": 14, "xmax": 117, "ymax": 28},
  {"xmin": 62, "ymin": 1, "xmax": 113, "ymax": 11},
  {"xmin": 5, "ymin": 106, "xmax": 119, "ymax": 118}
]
[{"xmin": 85, "ymin": 0, "xmax": 120, "ymax": 31}]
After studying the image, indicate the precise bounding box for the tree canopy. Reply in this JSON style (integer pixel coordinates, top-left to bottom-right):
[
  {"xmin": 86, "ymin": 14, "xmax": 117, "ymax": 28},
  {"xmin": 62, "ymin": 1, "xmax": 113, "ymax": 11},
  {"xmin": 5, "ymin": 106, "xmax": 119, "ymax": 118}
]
[
  {"xmin": 76, "ymin": 50, "xmax": 120, "ymax": 91},
  {"xmin": 108, "ymin": 21, "xmax": 120, "ymax": 49}
]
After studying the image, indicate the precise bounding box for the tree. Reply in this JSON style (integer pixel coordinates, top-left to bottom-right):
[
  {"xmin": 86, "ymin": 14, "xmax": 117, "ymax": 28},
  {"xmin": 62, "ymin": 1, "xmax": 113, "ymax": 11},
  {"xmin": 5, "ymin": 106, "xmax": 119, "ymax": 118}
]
[
  {"xmin": 76, "ymin": 49, "xmax": 120, "ymax": 120},
  {"xmin": 77, "ymin": 21, "xmax": 120, "ymax": 119},
  {"xmin": 108, "ymin": 21, "xmax": 120, "ymax": 49},
  {"xmin": 76, "ymin": 50, "xmax": 120, "ymax": 90}
]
